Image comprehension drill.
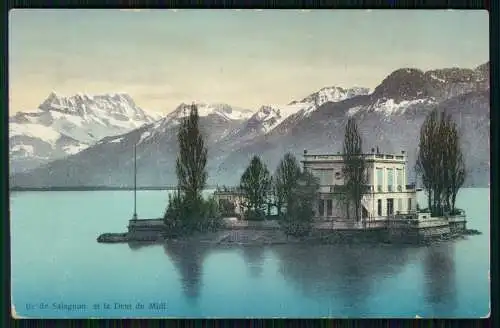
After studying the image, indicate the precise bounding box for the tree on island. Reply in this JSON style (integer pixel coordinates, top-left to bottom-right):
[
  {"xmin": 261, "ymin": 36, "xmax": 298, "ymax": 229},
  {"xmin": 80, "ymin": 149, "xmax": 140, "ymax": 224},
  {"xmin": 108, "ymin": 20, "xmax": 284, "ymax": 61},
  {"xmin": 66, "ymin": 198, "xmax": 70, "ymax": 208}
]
[
  {"xmin": 341, "ymin": 118, "xmax": 367, "ymax": 222},
  {"xmin": 219, "ymin": 199, "xmax": 237, "ymax": 218},
  {"xmin": 164, "ymin": 103, "xmax": 221, "ymax": 234},
  {"xmin": 273, "ymin": 152, "xmax": 302, "ymax": 216},
  {"xmin": 280, "ymin": 170, "xmax": 320, "ymax": 237},
  {"xmin": 443, "ymin": 115, "xmax": 466, "ymax": 213},
  {"xmin": 416, "ymin": 108, "xmax": 466, "ymax": 217},
  {"xmin": 239, "ymin": 156, "xmax": 271, "ymax": 220}
]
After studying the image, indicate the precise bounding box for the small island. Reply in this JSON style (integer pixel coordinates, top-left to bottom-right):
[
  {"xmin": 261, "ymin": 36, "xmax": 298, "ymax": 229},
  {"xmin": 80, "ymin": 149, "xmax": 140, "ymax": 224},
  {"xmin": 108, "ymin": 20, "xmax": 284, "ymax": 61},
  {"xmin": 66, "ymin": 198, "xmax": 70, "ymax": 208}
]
[{"xmin": 98, "ymin": 104, "xmax": 480, "ymax": 246}]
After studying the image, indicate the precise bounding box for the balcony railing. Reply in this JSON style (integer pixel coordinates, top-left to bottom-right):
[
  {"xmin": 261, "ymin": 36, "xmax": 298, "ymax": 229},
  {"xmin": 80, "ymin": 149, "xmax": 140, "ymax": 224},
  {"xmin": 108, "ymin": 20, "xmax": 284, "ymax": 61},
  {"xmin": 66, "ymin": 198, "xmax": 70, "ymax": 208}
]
[
  {"xmin": 215, "ymin": 186, "xmax": 243, "ymax": 194},
  {"xmin": 406, "ymin": 184, "xmax": 416, "ymax": 190},
  {"xmin": 329, "ymin": 185, "xmax": 373, "ymax": 193},
  {"xmin": 303, "ymin": 153, "xmax": 406, "ymax": 161}
]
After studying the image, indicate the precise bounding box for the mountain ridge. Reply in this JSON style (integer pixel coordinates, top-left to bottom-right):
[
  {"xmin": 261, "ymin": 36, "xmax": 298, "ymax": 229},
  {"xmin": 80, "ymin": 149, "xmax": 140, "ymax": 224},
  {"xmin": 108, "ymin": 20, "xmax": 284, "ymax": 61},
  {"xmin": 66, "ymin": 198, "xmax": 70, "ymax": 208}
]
[
  {"xmin": 9, "ymin": 91, "xmax": 160, "ymax": 173},
  {"xmin": 10, "ymin": 62, "xmax": 490, "ymax": 188}
]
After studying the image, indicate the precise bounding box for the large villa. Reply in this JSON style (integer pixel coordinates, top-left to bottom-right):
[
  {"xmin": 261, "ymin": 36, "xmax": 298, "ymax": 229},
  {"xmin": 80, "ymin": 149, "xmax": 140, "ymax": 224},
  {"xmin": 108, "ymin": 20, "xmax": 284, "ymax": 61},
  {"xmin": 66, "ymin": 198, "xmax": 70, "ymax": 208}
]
[
  {"xmin": 122, "ymin": 150, "xmax": 467, "ymax": 243},
  {"xmin": 302, "ymin": 149, "xmax": 417, "ymax": 222},
  {"xmin": 215, "ymin": 149, "xmax": 419, "ymax": 223}
]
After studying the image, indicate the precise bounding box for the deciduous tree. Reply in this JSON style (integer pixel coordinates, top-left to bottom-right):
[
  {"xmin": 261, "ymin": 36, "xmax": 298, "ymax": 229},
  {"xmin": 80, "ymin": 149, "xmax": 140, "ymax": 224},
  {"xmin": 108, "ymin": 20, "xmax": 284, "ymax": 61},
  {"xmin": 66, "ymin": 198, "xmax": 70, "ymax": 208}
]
[
  {"xmin": 342, "ymin": 118, "xmax": 367, "ymax": 222},
  {"xmin": 273, "ymin": 152, "xmax": 302, "ymax": 216},
  {"xmin": 164, "ymin": 103, "xmax": 213, "ymax": 233},
  {"xmin": 240, "ymin": 156, "xmax": 271, "ymax": 220},
  {"xmin": 416, "ymin": 108, "xmax": 466, "ymax": 216},
  {"xmin": 281, "ymin": 170, "xmax": 320, "ymax": 236}
]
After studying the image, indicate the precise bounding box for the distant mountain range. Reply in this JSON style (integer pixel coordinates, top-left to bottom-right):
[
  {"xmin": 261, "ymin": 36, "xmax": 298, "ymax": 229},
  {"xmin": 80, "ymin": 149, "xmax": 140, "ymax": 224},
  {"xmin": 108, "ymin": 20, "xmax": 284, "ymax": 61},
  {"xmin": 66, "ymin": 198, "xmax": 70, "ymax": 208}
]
[
  {"xmin": 10, "ymin": 62, "xmax": 490, "ymax": 188},
  {"xmin": 9, "ymin": 92, "xmax": 160, "ymax": 173}
]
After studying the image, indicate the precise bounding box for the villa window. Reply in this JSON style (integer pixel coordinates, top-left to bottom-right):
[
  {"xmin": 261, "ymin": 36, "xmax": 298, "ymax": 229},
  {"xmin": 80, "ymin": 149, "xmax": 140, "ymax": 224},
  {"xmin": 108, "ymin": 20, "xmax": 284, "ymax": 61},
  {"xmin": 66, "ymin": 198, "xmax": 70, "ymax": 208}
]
[
  {"xmin": 396, "ymin": 169, "xmax": 403, "ymax": 191},
  {"xmin": 334, "ymin": 172, "xmax": 342, "ymax": 181},
  {"xmin": 387, "ymin": 168, "xmax": 394, "ymax": 192},
  {"xmin": 319, "ymin": 200, "xmax": 325, "ymax": 217},
  {"xmin": 377, "ymin": 199, "xmax": 382, "ymax": 216},
  {"xmin": 376, "ymin": 168, "xmax": 383, "ymax": 192},
  {"xmin": 398, "ymin": 198, "xmax": 403, "ymax": 213},
  {"xmin": 314, "ymin": 169, "xmax": 333, "ymax": 186},
  {"xmin": 408, "ymin": 198, "xmax": 412, "ymax": 212},
  {"xmin": 387, "ymin": 199, "xmax": 394, "ymax": 216},
  {"xmin": 327, "ymin": 199, "xmax": 333, "ymax": 216}
]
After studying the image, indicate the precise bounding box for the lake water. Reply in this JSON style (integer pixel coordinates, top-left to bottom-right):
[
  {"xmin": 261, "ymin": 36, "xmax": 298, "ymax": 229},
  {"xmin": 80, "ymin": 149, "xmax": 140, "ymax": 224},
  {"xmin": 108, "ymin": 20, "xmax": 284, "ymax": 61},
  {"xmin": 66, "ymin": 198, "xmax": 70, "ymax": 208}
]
[{"xmin": 10, "ymin": 188, "xmax": 490, "ymax": 318}]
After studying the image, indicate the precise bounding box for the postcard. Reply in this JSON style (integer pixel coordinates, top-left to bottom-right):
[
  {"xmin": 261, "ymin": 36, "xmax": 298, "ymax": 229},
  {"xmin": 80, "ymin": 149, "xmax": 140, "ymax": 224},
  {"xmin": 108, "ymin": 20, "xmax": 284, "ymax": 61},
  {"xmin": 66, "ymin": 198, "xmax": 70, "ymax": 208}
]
[{"xmin": 9, "ymin": 9, "xmax": 490, "ymax": 318}]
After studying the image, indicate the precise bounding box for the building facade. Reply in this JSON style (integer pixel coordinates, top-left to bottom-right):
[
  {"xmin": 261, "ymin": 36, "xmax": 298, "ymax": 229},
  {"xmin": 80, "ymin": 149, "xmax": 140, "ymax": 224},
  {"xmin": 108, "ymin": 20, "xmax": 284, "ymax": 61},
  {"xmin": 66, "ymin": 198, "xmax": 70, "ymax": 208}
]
[
  {"xmin": 301, "ymin": 150, "xmax": 418, "ymax": 222},
  {"xmin": 213, "ymin": 186, "xmax": 245, "ymax": 216}
]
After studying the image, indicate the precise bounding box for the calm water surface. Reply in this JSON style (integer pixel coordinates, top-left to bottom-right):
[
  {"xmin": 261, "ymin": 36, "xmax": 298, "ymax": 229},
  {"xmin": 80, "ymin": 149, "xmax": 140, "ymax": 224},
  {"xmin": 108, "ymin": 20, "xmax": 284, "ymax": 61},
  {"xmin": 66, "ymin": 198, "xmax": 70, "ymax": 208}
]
[{"xmin": 10, "ymin": 188, "xmax": 490, "ymax": 318}]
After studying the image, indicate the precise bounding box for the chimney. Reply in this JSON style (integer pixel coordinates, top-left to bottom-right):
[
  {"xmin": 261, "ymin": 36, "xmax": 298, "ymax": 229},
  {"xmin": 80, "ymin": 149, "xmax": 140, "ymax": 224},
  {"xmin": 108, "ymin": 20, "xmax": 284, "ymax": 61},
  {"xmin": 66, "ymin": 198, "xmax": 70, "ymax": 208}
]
[
  {"xmin": 371, "ymin": 148, "xmax": 375, "ymax": 153},
  {"xmin": 304, "ymin": 149, "xmax": 308, "ymax": 155},
  {"xmin": 401, "ymin": 150, "xmax": 405, "ymax": 155}
]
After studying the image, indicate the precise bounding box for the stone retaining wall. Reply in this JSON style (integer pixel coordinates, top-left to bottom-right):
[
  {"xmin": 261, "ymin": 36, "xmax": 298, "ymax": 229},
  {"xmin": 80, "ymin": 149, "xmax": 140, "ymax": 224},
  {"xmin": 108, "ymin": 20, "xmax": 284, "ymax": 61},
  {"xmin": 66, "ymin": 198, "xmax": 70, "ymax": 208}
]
[{"xmin": 124, "ymin": 216, "xmax": 467, "ymax": 244}]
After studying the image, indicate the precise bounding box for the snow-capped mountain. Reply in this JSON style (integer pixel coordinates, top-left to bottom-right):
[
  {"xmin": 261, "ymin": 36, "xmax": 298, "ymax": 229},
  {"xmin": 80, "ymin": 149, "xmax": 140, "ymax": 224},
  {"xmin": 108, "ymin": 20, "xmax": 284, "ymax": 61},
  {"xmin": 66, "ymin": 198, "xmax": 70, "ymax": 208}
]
[
  {"xmin": 164, "ymin": 102, "xmax": 253, "ymax": 123},
  {"xmin": 249, "ymin": 86, "xmax": 371, "ymax": 134},
  {"xmin": 213, "ymin": 86, "xmax": 371, "ymax": 153},
  {"xmin": 10, "ymin": 62, "xmax": 490, "ymax": 188},
  {"xmin": 9, "ymin": 92, "xmax": 160, "ymax": 173},
  {"xmin": 215, "ymin": 62, "xmax": 490, "ymax": 185},
  {"xmin": 11, "ymin": 102, "xmax": 251, "ymax": 187}
]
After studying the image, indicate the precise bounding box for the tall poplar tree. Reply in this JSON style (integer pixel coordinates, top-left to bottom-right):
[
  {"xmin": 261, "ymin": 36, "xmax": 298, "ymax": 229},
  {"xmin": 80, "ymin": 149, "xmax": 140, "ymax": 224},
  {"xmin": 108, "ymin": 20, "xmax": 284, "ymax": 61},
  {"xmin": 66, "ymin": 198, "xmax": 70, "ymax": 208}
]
[
  {"xmin": 416, "ymin": 108, "xmax": 466, "ymax": 216},
  {"xmin": 175, "ymin": 103, "xmax": 208, "ymax": 220},
  {"xmin": 273, "ymin": 153, "xmax": 302, "ymax": 216},
  {"xmin": 342, "ymin": 118, "xmax": 367, "ymax": 222}
]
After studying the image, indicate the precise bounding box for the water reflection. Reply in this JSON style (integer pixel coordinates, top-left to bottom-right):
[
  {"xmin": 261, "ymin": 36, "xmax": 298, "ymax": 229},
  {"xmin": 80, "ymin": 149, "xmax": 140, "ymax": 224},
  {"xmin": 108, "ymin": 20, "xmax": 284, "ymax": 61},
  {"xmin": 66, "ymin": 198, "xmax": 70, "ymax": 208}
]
[
  {"xmin": 126, "ymin": 241, "xmax": 210, "ymax": 300},
  {"xmin": 127, "ymin": 241, "xmax": 158, "ymax": 251},
  {"xmin": 423, "ymin": 242, "xmax": 457, "ymax": 314},
  {"xmin": 125, "ymin": 239, "xmax": 459, "ymax": 315},
  {"xmin": 162, "ymin": 242, "xmax": 209, "ymax": 301},
  {"xmin": 240, "ymin": 246, "xmax": 266, "ymax": 278},
  {"xmin": 273, "ymin": 244, "xmax": 417, "ymax": 312}
]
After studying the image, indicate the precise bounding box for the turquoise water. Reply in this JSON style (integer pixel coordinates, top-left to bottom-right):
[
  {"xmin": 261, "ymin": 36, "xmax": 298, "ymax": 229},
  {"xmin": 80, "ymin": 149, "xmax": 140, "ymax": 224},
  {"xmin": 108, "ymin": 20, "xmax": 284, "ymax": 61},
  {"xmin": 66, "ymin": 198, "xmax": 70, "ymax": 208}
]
[{"xmin": 10, "ymin": 188, "xmax": 490, "ymax": 318}]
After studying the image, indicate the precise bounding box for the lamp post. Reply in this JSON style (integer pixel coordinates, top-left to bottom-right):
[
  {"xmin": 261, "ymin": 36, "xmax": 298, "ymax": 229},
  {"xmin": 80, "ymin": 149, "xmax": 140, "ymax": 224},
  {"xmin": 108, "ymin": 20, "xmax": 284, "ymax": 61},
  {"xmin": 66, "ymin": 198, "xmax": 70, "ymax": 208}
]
[{"xmin": 132, "ymin": 143, "xmax": 138, "ymax": 221}]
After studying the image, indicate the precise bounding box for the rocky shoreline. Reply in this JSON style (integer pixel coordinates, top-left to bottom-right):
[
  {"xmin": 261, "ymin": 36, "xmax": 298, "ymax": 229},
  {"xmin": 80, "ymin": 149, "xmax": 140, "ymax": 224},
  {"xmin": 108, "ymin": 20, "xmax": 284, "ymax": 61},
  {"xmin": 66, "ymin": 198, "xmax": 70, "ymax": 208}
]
[{"xmin": 97, "ymin": 227, "xmax": 481, "ymax": 246}]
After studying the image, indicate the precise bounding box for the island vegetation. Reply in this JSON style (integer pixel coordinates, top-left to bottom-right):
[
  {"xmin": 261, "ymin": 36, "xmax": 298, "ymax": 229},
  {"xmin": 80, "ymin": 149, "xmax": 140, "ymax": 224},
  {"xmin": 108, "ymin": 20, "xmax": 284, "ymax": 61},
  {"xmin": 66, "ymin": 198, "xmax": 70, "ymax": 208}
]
[
  {"xmin": 163, "ymin": 103, "xmax": 222, "ymax": 236},
  {"xmin": 98, "ymin": 103, "xmax": 478, "ymax": 244},
  {"xmin": 340, "ymin": 117, "xmax": 368, "ymax": 222},
  {"xmin": 161, "ymin": 102, "xmax": 321, "ymax": 238},
  {"xmin": 416, "ymin": 108, "xmax": 466, "ymax": 217}
]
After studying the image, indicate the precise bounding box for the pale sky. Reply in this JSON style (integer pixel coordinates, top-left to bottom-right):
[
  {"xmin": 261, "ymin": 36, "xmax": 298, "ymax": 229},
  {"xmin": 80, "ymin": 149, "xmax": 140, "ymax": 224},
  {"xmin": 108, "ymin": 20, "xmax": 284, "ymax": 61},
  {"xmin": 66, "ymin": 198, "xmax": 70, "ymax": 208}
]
[{"xmin": 9, "ymin": 9, "xmax": 489, "ymax": 114}]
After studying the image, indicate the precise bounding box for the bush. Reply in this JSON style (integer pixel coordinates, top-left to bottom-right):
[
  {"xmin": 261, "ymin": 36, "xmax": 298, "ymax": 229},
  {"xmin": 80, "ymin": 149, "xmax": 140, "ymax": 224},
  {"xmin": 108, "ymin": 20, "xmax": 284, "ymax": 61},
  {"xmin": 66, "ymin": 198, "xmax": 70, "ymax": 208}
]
[
  {"xmin": 163, "ymin": 192, "xmax": 184, "ymax": 235},
  {"xmin": 278, "ymin": 170, "xmax": 318, "ymax": 237},
  {"xmin": 219, "ymin": 199, "xmax": 237, "ymax": 217},
  {"xmin": 244, "ymin": 209, "xmax": 267, "ymax": 221},
  {"xmin": 163, "ymin": 193, "xmax": 223, "ymax": 236},
  {"xmin": 449, "ymin": 208, "xmax": 464, "ymax": 216},
  {"xmin": 266, "ymin": 214, "xmax": 283, "ymax": 221},
  {"xmin": 280, "ymin": 207, "xmax": 314, "ymax": 237}
]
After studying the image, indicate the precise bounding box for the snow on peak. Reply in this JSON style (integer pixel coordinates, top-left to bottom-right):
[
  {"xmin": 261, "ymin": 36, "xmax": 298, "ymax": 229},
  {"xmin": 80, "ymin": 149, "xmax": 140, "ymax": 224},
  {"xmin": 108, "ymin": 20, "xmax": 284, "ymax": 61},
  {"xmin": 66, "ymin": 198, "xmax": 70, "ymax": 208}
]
[
  {"xmin": 10, "ymin": 92, "xmax": 161, "ymax": 173},
  {"xmin": 292, "ymin": 86, "xmax": 371, "ymax": 107},
  {"xmin": 167, "ymin": 102, "xmax": 253, "ymax": 121},
  {"xmin": 358, "ymin": 98, "xmax": 435, "ymax": 116},
  {"xmin": 244, "ymin": 105, "xmax": 286, "ymax": 133},
  {"xmin": 38, "ymin": 91, "xmax": 154, "ymax": 122},
  {"xmin": 250, "ymin": 86, "xmax": 371, "ymax": 133}
]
